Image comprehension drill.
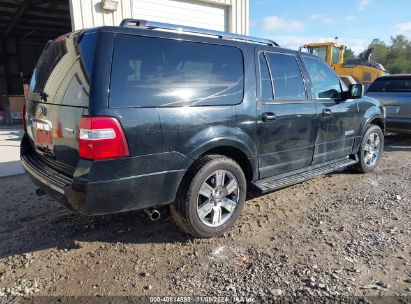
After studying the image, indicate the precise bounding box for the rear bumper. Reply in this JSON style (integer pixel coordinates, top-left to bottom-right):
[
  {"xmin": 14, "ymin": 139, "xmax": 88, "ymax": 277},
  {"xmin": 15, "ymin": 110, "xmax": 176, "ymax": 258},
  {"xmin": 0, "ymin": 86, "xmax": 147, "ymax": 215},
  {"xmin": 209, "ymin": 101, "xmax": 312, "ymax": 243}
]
[
  {"xmin": 21, "ymin": 153, "xmax": 76, "ymax": 211},
  {"xmin": 386, "ymin": 117, "xmax": 411, "ymax": 134},
  {"xmin": 21, "ymin": 136, "xmax": 189, "ymax": 215}
]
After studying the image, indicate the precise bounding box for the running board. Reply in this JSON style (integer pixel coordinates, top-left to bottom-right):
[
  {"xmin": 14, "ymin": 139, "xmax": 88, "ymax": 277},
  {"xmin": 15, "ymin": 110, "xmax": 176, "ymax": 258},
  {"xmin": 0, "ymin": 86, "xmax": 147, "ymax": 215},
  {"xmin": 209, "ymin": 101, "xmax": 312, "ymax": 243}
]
[{"xmin": 253, "ymin": 156, "xmax": 358, "ymax": 194}]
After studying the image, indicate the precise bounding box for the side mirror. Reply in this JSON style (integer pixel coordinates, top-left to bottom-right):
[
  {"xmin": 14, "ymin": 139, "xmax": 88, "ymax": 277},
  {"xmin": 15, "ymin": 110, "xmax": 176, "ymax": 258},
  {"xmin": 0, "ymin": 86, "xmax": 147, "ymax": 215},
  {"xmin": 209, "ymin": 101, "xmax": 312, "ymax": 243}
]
[{"xmin": 349, "ymin": 84, "xmax": 364, "ymax": 99}]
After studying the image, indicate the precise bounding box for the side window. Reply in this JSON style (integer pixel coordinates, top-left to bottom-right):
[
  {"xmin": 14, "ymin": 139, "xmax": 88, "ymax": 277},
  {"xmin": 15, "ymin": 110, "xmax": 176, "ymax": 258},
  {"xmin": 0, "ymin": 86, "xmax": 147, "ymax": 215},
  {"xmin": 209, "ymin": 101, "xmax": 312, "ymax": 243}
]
[
  {"xmin": 259, "ymin": 53, "xmax": 273, "ymax": 100},
  {"xmin": 302, "ymin": 56, "xmax": 342, "ymax": 99},
  {"xmin": 331, "ymin": 47, "xmax": 341, "ymax": 65},
  {"xmin": 110, "ymin": 35, "xmax": 244, "ymax": 107},
  {"xmin": 266, "ymin": 53, "xmax": 306, "ymax": 101}
]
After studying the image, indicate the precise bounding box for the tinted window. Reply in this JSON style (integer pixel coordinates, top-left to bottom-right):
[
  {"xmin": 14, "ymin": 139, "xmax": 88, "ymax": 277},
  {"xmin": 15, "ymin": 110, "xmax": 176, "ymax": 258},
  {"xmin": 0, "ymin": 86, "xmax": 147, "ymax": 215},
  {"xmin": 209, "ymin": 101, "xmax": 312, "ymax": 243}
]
[
  {"xmin": 259, "ymin": 53, "xmax": 273, "ymax": 100},
  {"xmin": 303, "ymin": 56, "xmax": 342, "ymax": 99},
  {"xmin": 266, "ymin": 53, "xmax": 306, "ymax": 101},
  {"xmin": 61, "ymin": 75, "xmax": 89, "ymax": 107},
  {"xmin": 368, "ymin": 77, "xmax": 411, "ymax": 92},
  {"xmin": 110, "ymin": 35, "xmax": 244, "ymax": 107},
  {"xmin": 76, "ymin": 32, "xmax": 97, "ymax": 78},
  {"xmin": 32, "ymin": 40, "xmax": 67, "ymax": 94},
  {"xmin": 29, "ymin": 32, "xmax": 96, "ymax": 106}
]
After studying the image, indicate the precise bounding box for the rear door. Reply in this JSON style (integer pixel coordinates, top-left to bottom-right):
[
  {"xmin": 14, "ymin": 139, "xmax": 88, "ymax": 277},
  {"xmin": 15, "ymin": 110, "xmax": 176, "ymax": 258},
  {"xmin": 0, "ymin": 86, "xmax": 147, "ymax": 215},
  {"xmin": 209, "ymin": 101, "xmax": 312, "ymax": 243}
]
[
  {"xmin": 301, "ymin": 56, "xmax": 359, "ymax": 164},
  {"xmin": 26, "ymin": 31, "xmax": 97, "ymax": 175},
  {"xmin": 256, "ymin": 50, "xmax": 318, "ymax": 179}
]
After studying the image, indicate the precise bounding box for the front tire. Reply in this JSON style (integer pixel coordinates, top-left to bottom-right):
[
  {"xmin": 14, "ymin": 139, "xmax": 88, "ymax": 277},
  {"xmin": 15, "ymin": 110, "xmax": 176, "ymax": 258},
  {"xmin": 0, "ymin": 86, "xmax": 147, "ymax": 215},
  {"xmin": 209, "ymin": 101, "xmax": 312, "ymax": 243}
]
[
  {"xmin": 351, "ymin": 125, "xmax": 384, "ymax": 173},
  {"xmin": 170, "ymin": 155, "xmax": 246, "ymax": 238}
]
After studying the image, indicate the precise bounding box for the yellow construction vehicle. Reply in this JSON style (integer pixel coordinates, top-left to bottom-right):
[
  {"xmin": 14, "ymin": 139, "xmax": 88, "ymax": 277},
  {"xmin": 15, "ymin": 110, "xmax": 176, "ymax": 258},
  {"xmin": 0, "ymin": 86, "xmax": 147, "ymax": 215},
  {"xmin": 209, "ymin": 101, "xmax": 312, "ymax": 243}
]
[{"xmin": 301, "ymin": 42, "xmax": 387, "ymax": 88}]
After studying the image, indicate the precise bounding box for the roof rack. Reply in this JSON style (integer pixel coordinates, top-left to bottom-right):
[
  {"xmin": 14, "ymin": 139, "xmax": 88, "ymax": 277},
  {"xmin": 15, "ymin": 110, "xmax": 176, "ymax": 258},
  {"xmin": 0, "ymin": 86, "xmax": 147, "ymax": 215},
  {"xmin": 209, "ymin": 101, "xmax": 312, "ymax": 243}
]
[{"xmin": 120, "ymin": 19, "xmax": 279, "ymax": 47}]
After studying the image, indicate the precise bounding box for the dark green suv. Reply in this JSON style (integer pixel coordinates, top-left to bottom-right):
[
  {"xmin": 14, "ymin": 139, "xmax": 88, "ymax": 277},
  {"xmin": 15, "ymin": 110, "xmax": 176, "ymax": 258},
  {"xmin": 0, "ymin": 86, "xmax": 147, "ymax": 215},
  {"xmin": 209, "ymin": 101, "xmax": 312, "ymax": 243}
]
[{"xmin": 21, "ymin": 20, "xmax": 385, "ymax": 238}]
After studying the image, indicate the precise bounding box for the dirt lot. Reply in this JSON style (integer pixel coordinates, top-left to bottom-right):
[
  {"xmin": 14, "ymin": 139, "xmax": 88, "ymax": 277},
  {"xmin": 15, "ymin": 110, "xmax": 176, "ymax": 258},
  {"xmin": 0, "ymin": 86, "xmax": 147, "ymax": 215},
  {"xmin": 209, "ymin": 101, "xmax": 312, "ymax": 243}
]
[{"xmin": 0, "ymin": 134, "xmax": 410, "ymax": 302}]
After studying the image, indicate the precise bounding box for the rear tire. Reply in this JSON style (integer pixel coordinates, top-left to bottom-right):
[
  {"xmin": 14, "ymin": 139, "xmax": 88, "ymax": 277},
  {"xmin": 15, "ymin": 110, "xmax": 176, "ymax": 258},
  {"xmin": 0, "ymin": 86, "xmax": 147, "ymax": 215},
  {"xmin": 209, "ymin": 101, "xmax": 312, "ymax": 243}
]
[
  {"xmin": 350, "ymin": 125, "xmax": 384, "ymax": 173},
  {"xmin": 170, "ymin": 155, "xmax": 246, "ymax": 238}
]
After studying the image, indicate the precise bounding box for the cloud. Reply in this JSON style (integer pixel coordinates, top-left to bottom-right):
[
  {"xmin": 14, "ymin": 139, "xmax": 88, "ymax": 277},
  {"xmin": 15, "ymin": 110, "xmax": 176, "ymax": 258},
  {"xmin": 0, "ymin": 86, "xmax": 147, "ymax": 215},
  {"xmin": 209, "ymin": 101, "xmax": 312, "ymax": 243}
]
[
  {"xmin": 308, "ymin": 15, "xmax": 335, "ymax": 25},
  {"xmin": 261, "ymin": 16, "xmax": 305, "ymax": 33},
  {"xmin": 309, "ymin": 14, "xmax": 320, "ymax": 20},
  {"xmin": 345, "ymin": 15, "xmax": 355, "ymax": 21},
  {"xmin": 358, "ymin": 0, "xmax": 371, "ymax": 11},
  {"xmin": 394, "ymin": 21, "xmax": 411, "ymax": 38},
  {"xmin": 322, "ymin": 18, "xmax": 335, "ymax": 25}
]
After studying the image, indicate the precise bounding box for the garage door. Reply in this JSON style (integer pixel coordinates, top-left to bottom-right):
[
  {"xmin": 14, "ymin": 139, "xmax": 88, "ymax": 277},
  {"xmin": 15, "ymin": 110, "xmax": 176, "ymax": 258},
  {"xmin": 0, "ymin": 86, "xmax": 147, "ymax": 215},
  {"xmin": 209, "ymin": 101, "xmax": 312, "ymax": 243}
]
[{"xmin": 132, "ymin": 0, "xmax": 228, "ymax": 32}]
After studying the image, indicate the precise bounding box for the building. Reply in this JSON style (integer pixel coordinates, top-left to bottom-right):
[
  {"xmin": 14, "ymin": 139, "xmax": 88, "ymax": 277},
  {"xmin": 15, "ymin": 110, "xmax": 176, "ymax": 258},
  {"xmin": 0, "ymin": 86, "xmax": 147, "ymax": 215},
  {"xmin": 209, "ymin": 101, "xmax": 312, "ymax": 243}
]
[
  {"xmin": 70, "ymin": 0, "xmax": 249, "ymax": 35},
  {"xmin": 0, "ymin": 0, "xmax": 249, "ymax": 123}
]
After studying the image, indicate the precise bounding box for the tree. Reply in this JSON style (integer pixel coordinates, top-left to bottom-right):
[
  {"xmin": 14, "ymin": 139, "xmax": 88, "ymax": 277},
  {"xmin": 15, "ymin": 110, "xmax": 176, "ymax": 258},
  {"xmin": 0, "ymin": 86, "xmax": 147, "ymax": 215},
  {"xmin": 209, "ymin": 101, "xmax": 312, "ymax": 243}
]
[
  {"xmin": 344, "ymin": 48, "xmax": 356, "ymax": 61},
  {"xmin": 387, "ymin": 35, "xmax": 411, "ymax": 73},
  {"xmin": 355, "ymin": 36, "xmax": 411, "ymax": 74},
  {"xmin": 367, "ymin": 39, "xmax": 389, "ymax": 67}
]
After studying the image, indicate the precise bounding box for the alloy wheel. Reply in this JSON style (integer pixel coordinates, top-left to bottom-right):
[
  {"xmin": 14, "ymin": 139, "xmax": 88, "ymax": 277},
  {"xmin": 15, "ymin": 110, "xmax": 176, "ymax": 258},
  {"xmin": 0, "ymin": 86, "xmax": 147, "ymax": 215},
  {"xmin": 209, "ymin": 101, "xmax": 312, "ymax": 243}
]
[
  {"xmin": 196, "ymin": 170, "xmax": 240, "ymax": 227},
  {"xmin": 363, "ymin": 132, "xmax": 381, "ymax": 167}
]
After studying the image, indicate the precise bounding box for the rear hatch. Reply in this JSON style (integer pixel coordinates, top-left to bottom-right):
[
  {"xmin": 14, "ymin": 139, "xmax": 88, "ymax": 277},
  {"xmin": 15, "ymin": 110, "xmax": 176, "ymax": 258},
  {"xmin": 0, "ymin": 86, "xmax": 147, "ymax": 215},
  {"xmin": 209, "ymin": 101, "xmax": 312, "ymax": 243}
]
[
  {"xmin": 26, "ymin": 31, "xmax": 97, "ymax": 176},
  {"xmin": 367, "ymin": 76, "xmax": 411, "ymax": 119}
]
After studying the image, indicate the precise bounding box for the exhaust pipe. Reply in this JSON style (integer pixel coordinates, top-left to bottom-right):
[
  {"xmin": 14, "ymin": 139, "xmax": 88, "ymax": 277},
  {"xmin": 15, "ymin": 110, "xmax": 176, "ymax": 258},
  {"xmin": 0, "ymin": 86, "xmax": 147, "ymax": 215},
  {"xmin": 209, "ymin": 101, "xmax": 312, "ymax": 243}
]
[{"xmin": 144, "ymin": 208, "xmax": 161, "ymax": 221}]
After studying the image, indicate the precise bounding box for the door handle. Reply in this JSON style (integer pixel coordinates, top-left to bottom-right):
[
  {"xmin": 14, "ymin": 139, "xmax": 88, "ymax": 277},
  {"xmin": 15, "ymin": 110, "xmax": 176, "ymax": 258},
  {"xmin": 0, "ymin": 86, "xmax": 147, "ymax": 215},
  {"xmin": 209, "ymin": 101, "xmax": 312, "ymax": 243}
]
[
  {"xmin": 262, "ymin": 112, "xmax": 276, "ymax": 122},
  {"xmin": 322, "ymin": 108, "xmax": 332, "ymax": 117}
]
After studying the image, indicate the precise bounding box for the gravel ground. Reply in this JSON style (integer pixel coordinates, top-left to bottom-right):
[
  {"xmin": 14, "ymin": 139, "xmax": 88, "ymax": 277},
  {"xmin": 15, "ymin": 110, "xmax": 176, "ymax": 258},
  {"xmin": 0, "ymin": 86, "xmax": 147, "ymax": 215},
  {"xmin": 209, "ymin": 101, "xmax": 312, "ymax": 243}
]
[{"xmin": 0, "ymin": 134, "xmax": 410, "ymax": 302}]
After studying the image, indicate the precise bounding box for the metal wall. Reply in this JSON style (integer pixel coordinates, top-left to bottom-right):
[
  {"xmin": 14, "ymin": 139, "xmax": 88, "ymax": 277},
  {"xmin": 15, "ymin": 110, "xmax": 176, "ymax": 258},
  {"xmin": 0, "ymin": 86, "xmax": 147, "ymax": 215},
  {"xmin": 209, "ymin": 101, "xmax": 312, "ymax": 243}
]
[{"xmin": 69, "ymin": 0, "xmax": 249, "ymax": 35}]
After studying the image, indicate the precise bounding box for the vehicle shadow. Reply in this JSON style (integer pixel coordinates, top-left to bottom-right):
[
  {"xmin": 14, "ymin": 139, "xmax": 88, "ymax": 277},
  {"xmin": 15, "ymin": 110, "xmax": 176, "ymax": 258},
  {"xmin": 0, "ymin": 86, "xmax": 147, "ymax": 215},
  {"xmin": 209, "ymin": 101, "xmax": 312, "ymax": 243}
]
[
  {"xmin": 0, "ymin": 176, "xmax": 190, "ymax": 259},
  {"xmin": 384, "ymin": 133, "xmax": 411, "ymax": 152}
]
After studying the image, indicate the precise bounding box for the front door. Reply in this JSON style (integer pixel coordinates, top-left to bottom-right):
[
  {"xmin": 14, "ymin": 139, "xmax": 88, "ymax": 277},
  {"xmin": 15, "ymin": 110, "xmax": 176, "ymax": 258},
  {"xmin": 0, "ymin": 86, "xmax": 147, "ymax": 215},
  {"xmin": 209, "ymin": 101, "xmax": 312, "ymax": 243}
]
[
  {"xmin": 256, "ymin": 50, "xmax": 318, "ymax": 179},
  {"xmin": 301, "ymin": 56, "xmax": 359, "ymax": 164}
]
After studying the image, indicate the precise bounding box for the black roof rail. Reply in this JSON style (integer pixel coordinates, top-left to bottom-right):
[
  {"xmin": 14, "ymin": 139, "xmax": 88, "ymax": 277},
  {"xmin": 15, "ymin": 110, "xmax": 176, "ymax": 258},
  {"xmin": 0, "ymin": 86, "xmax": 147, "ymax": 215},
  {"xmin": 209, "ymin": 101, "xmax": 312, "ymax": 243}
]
[{"xmin": 119, "ymin": 19, "xmax": 279, "ymax": 47}]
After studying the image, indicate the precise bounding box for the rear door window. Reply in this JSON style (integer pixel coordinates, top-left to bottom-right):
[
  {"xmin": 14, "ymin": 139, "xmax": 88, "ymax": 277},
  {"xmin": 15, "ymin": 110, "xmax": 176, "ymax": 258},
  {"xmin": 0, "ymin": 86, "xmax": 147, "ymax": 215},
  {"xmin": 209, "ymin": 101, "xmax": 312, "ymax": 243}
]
[
  {"xmin": 259, "ymin": 53, "xmax": 274, "ymax": 100},
  {"xmin": 265, "ymin": 52, "xmax": 306, "ymax": 101},
  {"xmin": 110, "ymin": 35, "xmax": 244, "ymax": 107}
]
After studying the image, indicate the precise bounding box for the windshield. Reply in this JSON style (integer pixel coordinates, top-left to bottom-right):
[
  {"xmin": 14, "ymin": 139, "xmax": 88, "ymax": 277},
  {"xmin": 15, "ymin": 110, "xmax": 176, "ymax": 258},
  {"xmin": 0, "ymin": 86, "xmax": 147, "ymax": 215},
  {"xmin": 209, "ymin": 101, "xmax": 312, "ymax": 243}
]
[{"xmin": 368, "ymin": 77, "xmax": 411, "ymax": 92}]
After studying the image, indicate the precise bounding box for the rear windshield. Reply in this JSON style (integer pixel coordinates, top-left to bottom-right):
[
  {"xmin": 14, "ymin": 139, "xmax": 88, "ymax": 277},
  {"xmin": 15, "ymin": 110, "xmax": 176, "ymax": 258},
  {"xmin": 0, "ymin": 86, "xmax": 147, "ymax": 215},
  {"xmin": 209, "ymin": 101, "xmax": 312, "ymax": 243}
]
[
  {"xmin": 28, "ymin": 32, "xmax": 97, "ymax": 106},
  {"xmin": 368, "ymin": 77, "xmax": 411, "ymax": 92},
  {"xmin": 110, "ymin": 35, "xmax": 244, "ymax": 107}
]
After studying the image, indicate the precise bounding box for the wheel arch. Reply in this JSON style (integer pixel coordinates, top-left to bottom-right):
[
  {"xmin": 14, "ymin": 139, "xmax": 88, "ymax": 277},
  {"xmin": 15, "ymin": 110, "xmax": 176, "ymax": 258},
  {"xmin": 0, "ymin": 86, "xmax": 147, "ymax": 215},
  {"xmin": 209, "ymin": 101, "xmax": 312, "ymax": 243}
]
[
  {"xmin": 185, "ymin": 138, "xmax": 258, "ymax": 182},
  {"xmin": 353, "ymin": 113, "xmax": 385, "ymax": 154},
  {"xmin": 369, "ymin": 116, "xmax": 385, "ymax": 132},
  {"xmin": 197, "ymin": 145, "xmax": 254, "ymax": 182}
]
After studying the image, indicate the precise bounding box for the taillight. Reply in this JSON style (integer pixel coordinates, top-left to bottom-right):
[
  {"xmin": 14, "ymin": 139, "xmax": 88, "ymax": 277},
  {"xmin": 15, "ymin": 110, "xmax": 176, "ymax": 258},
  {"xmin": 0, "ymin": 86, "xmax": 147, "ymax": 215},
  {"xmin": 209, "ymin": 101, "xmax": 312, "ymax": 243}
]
[
  {"xmin": 79, "ymin": 116, "xmax": 129, "ymax": 160},
  {"xmin": 22, "ymin": 104, "xmax": 27, "ymax": 133}
]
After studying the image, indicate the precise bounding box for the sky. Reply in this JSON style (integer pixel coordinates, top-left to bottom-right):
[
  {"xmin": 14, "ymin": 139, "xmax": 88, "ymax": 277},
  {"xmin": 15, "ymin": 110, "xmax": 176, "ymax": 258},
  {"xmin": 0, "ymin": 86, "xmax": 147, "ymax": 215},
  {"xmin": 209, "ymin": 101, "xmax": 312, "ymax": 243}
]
[{"xmin": 249, "ymin": 0, "xmax": 411, "ymax": 54}]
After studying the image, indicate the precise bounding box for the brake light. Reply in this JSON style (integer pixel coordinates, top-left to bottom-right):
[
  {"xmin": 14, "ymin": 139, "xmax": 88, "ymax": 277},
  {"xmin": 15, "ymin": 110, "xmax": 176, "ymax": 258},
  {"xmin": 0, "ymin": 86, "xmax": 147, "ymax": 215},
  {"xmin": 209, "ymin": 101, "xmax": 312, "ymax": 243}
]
[
  {"xmin": 79, "ymin": 116, "xmax": 129, "ymax": 160},
  {"xmin": 22, "ymin": 104, "xmax": 27, "ymax": 133}
]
